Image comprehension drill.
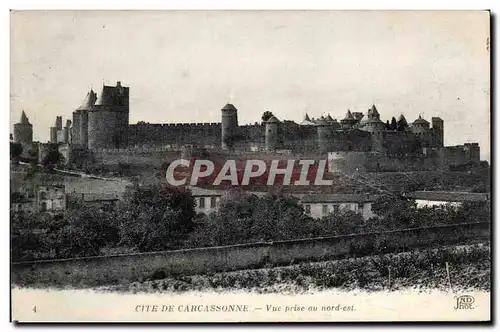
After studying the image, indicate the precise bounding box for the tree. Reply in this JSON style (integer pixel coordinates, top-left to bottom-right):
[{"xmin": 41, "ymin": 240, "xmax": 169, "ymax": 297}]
[
  {"xmin": 369, "ymin": 194, "xmax": 418, "ymax": 230},
  {"xmin": 261, "ymin": 111, "xmax": 274, "ymax": 122},
  {"xmin": 10, "ymin": 142, "xmax": 23, "ymax": 161},
  {"xmin": 42, "ymin": 148, "xmax": 65, "ymax": 167},
  {"xmin": 117, "ymin": 184, "xmax": 196, "ymax": 251},
  {"xmin": 390, "ymin": 117, "xmax": 398, "ymax": 130},
  {"xmin": 188, "ymin": 193, "xmax": 313, "ymax": 247},
  {"xmin": 315, "ymin": 209, "xmax": 365, "ymax": 236},
  {"xmin": 396, "ymin": 116, "xmax": 408, "ymax": 132}
]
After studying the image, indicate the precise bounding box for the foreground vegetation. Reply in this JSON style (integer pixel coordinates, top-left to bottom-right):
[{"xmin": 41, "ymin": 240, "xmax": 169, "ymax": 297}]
[
  {"xmin": 107, "ymin": 244, "xmax": 490, "ymax": 294},
  {"xmin": 11, "ymin": 181, "xmax": 491, "ymax": 262}
]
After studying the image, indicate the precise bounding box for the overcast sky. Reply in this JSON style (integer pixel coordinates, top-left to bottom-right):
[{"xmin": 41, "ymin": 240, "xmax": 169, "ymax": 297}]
[{"xmin": 10, "ymin": 10, "xmax": 490, "ymax": 159}]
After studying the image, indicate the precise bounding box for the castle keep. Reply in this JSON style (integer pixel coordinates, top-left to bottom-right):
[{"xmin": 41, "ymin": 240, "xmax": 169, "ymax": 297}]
[
  {"xmin": 28, "ymin": 81, "xmax": 480, "ymax": 171},
  {"xmin": 69, "ymin": 82, "xmax": 129, "ymax": 149}
]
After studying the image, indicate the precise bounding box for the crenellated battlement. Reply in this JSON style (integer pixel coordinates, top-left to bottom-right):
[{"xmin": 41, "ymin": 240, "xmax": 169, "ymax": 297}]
[
  {"xmin": 133, "ymin": 122, "xmax": 221, "ymax": 127},
  {"xmin": 53, "ymin": 82, "xmax": 484, "ymax": 171}
]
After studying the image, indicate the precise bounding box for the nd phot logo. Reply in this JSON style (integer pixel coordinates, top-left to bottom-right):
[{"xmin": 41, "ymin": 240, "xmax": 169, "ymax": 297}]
[{"xmin": 454, "ymin": 295, "xmax": 475, "ymax": 310}]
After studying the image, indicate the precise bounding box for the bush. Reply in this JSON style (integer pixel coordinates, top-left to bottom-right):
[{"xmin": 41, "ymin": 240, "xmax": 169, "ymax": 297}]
[
  {"xmin": 116, "ymin": 184, "xmax": 196, "ymax": 251},
  {"xmin": 187, "ymin": 193, "xmax": 314, "ymax": 247}
]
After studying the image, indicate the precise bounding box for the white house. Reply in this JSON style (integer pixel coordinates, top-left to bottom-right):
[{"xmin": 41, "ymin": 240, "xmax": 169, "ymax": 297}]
[
  {"xmin": 299, "ymin": 193, "xmax": 377, "ymax": 220},
  {"xmin": 189, "ymin": 186, "xmax": 224, "ymax": 215},
  {"xmin": 405, "ymin": 191, "xmax": 490, "ymax": 208},
  {"xmin": 188, "ymin": 186, "xmax": 378, "ymax": 220},
  {"xmin": 37, "ymin": 184, "xmax": 66, "ymax": 212}
]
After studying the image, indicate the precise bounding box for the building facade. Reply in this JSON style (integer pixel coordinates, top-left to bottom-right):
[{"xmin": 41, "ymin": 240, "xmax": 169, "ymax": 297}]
[{"xmin": 405, "ymin": 191, "xmax": 490, "ymax": 208}]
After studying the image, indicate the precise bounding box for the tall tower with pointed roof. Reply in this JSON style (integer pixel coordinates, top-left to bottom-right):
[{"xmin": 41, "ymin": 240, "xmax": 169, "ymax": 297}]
[
  {"xmin": 265, "ymin": 115, "xmax": 281, "ymax": 151},
  {"xmin": 13, "ymin": 110, "xmax": 33, "ymax": 145},
  {"xmin": 72, "ymin": 89, "xmax": 96, "ymax": 147},
  {"xmin": 362, "ymin": 105, "xmax": 385, "ymax": 152}
]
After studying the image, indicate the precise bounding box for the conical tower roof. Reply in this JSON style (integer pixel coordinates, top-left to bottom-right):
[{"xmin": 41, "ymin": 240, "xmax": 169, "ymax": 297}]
[
  {"xmin": 413, "ymin": 114, "xmax": 429, "ymax": 125},
  {"xmin": 221, "ymin": 103, "xmax": 237, "ymax": 111},
  {"xmin": 77, "ymin": 89, "xmax": 97, "ymax": 110},
  {"xmin": 266, "ymin": 115, "xmax": 281, "ymax": 123},
  {"xmin": 368, "ymin": 104, "xmax": 380, "ymax": 119},
  {"xmin": 95, "ymin": 85, "xmax": 115, "ymax": 106},
  {"xmin": 20, "ymin": 110, "xmax": 30, "ymax": 124},
  {"xmin": 314, "ymin": 116, "xmax": 329, "ymax": 126},
  {"xmin": 398, "ymin": 114, "xmax": 407, "ymax": 122},
  {"xmin": 300, "ymin": 113, "xmax": 315, "ymax": 126},
  {"xmin": 326, "ymin": 114, "xmax": 334, "ymax": 122},
  {"xmin": 343, "ymin": 110, "xmax": 355, "ymax": 121}
]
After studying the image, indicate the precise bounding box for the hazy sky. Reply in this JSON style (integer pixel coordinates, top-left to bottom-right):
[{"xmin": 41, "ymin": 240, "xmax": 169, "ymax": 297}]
[{"xmin": 10, "ymin": 10, "xmax": 490, "ymax": 159}]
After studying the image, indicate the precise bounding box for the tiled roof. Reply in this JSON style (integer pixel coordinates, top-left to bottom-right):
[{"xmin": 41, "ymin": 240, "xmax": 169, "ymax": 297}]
[
  {"xmin": 352, "ymin": 112, "xmax": 364, "ymax": 121},
  {"xmin": 314, "ymin": 117, "xmax": 329, "ymax": 125},
  {"xmin": 76, "ymin": 90, "xmax": 97, "ymax": 110},
  {"xmin": 301, "ymin": 193, "xmax": 378, "ymax": 203},
  {"xmin": 188, "ymin": 186, "xmax": 225, "ymax": 197},
  {"xmin": 266, "ymin": 115, "xmax": 281, "ymax": 123},
  {"xmin": 413, "ymin": 115, "xmax": 430, "ymax": 125},
  {"xmin": 221, "ymin": 103, "xmax": 237, "ymax": 111},
  {"xmin": 299, "ymin": 119, "xmax": 316, "ymax": 126},
  {"xmin": 20, "ymin": 110, "xmax": 30, "ymax": 124},
  {"xmin": 405, "ymin": 191, "xmax": 490, "ymax": 202},
  {"xmin": 68, "ymin": 193, "xmax": 120, "ymax": 202},
  {"xmin": 342, "ymin": 110, "xmax": 355, "ymax": 121}
]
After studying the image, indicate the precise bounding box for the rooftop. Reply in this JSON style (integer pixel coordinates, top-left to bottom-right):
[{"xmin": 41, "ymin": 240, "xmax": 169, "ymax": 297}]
[
  {"xmin": 342, "ymin": 110, "xmax": 355, "ymax": 121},
  {"xmin": 413, "ymin": 115, "xmax": 430, "ymax": 125},
  {"xmin": 19, "ymin": 110, "xmax": 30, "ymax": 125},
  {"xmin": 266, "ymin": 115, "xmax": 281, "ymax": 123},
  {"xmin": 76, "ymin": 89, "xmax": 97, "ymax": 111},
  {"xmin": 405, "ymin": 191, "xmax": 490, "ymax": 202},
  {"xmin": 301, "ymin": 193, "xmax": 379, "ymax": 203},
  {"xmin": 221, "ymin": 103, "xmax": 237, "ymax": 111}
]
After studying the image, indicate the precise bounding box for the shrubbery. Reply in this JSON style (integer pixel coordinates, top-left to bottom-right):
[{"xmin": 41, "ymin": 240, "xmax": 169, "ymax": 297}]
[
  {"xmin": 11, "ymin": 184, "xmax": 196, "ymax": 261},
  {"xmin": 187, "ymin": 193, "xmax": 370, "ymax": 248},
  {"xmin": 116, "ymin": 184, "xmax": 195, "ymax": 251},
  {"xmin": 11, "ymin": 183, "xmax": 491, "ymax": 262},
  {"xmin": 363, "ymin": 194, "xmax": 491, "ymax": 233}
]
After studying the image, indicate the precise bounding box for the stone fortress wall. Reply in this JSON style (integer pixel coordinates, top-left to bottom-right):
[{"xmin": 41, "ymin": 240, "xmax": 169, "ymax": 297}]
[{"xmin": 11, "ymin": 80, "xmax": 481, "ymax": 172}]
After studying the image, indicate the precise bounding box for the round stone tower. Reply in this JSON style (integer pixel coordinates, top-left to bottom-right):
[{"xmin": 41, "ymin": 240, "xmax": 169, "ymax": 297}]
[
  {"xmin": 13, "ymin": 110, "xmax": 33, "ymax": 145},
  {"xmin": 73, "ymin": 89, "xmax": 96, "ymax": 148},
  {"xmin": 265, "ymin": 115, "xmax": 281, "ymax": 152},
  {"xmin": 316, "ymin": 116, "xmax": 331, "ymax": 154},
  {"xmin": 362, "ymin": 105, "xmax": 385, "ymax": 152},
  {"xmin": 411, "ymin": 115, "xmax": 431, "ymax": 148},
  {"xmin": 411, "ymin": 115, "xmax": 430, "ymax": 134},
  {"xmin": 221, "ymin": 103, "xmax": 238, "ymax": 150}
]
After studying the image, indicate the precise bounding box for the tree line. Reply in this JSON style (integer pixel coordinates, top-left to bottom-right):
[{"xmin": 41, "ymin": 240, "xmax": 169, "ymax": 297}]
[{"xmin": 11, "ymin": 183, "xmax": 490, "ymax": 262}]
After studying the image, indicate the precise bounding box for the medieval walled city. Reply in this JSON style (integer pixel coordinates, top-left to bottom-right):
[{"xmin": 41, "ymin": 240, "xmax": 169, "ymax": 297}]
[{"xmin": 11, "ymin": 80, "xmax": 490, "ymax": 294}]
